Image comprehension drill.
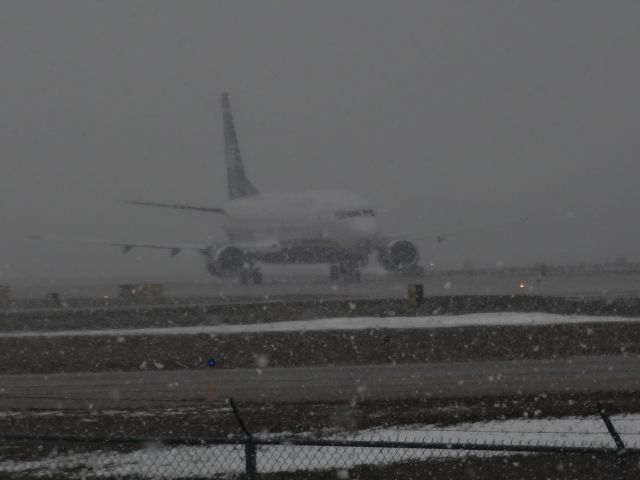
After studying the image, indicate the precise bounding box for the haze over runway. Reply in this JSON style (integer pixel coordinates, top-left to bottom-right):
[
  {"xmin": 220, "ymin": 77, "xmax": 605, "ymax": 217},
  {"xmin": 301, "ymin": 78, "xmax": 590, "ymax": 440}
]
[{"xmin": 1, "ymin": 1, "xmax": 640, "ymax": 285}]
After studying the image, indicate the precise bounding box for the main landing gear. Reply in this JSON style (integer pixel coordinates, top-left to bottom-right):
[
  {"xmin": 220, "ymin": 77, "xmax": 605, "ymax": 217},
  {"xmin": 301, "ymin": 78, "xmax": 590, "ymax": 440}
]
[
  {"xmin": 329, "ymin": 261, "xmax": 362, "ymax": 284},
  {"xmin": 239, "ymin": 264, "xmax": 263, "ymax": 285}
]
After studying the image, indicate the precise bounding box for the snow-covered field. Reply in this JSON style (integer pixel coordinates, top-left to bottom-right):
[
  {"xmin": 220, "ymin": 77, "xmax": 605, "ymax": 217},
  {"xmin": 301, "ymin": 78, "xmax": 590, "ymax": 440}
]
[
  {"xmin": 1, "ymin": 415, "xmax": 638, "ymax": 478},
  {"xmin": 0, "ymin": 312, "xmax": 636, "ymax": 339}
]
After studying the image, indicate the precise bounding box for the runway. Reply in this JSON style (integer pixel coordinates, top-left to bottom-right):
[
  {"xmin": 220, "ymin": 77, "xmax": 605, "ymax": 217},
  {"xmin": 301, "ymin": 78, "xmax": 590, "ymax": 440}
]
[{"xmin": 1, "ymin": 355, "xmax": 638, "ymax": 409}]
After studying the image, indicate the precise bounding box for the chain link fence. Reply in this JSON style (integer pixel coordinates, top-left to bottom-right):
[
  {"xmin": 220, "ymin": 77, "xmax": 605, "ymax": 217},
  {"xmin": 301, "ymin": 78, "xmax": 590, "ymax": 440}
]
[
  {"xmin": 0, "ymin": 435, "xmax": 640, "ymax": 480},
  {"xmin": 1, "ymin": 402, "xmax": 639, "ymax": 479},
  {"xmin": 1, "ymin": 433, "xmax": 639, "ymax": 479}
]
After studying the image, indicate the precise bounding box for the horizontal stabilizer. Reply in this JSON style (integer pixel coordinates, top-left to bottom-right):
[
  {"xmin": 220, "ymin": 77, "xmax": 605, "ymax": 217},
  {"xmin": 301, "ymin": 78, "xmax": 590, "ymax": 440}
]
[{"xmin": 124, "ymin": 200, "xmax": 224, "ymax": 214}]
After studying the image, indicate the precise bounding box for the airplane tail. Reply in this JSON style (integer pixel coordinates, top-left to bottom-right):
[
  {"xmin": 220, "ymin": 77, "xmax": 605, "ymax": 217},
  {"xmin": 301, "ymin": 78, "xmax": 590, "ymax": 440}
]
[{"xmin": 222, "ymin": 93, "xmax": 259, "ymax": 200}]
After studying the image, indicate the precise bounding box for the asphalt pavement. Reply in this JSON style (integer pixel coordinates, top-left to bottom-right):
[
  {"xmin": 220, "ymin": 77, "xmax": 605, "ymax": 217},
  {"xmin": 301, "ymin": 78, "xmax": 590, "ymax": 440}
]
[{"xmin": 0, "ymin": 355, "xmax": 638, "ymax": 409}]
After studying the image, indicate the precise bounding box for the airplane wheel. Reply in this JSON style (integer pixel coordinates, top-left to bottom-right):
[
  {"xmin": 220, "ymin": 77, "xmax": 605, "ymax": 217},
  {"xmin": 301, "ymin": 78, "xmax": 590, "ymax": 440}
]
[
  {"xmin": 252, "ymin": 268, "xmax": 263, "ymax": 285},
  {"xmin": 343, "ymin": 270, "xmax": 361, "ymax": 283}
]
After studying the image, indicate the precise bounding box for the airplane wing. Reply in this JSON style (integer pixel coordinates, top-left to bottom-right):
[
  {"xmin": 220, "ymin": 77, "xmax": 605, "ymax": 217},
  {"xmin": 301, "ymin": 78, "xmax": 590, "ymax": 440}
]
[
  {"xmin": 124, "ymin": 200, "xmax": 225, "ymax": 214},
  {"xmin": 29, "ymin": 235, "xmax": 212, "ymax": 256},
  {"xmin": 393, "ymin": 217, "xmax": 528, "ymax": 244}
]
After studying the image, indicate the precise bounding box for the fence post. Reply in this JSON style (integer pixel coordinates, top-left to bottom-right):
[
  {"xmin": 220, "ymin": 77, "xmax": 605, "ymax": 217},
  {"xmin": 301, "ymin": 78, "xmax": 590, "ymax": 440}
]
[
  {"xmin": 597, "ymin": 402, "xmax": 628, "ymax": 480},
  {"xmin": 245, "ymin": 441, "xmax": 257, "ymax": 480},
  {"xmin": 228, "ymin": 397, "xmax": 257, "ymax": 480}
]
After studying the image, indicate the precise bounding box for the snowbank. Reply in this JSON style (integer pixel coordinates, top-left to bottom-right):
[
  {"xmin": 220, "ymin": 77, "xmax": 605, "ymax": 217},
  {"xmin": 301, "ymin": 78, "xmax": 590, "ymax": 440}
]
[{"xmin": 0, "ymin": 312, "xmax": 636, "ymax": 338}]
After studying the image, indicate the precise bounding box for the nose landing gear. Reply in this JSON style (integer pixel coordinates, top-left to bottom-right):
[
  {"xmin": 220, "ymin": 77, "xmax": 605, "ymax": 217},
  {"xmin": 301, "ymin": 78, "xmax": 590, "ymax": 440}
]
[
  {"xmin": 329, "ymin": 260, "xmax": 362, "ymax": 284},
  {"xmin": 240, "ymin": 264, "xmax": 263, "ymax": 285}
]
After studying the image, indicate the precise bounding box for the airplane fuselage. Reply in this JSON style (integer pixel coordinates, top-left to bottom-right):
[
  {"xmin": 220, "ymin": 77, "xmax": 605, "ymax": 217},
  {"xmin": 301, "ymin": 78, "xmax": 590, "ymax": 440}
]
[{"xmin": 222, "ymin": 190, "xmax": 378, "ymax": 264}]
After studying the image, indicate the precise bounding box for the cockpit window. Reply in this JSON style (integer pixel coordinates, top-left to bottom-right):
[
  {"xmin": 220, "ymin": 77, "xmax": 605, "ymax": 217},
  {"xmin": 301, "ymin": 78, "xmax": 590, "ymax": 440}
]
[{"xmin": 335, "ymin": 210, "xmax": 376, "ymax": 219}]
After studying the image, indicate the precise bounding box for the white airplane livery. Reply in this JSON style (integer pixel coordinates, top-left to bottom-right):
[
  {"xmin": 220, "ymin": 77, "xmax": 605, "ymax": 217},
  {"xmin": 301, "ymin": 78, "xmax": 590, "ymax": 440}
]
[{"xmin": 118, "ymin": 93, "xmax": 423, "ymax": 284}]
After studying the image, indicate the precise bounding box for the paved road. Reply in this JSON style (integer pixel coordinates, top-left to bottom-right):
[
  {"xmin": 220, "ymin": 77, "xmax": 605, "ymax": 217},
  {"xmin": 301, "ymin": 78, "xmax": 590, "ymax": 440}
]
[{"xmin": 0, "ymin": 355, "xmax": 638, "ymax": 409}]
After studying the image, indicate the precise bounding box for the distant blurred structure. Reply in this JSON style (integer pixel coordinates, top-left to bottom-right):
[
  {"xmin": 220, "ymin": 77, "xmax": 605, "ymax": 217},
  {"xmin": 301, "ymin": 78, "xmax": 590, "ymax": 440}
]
[
  {"xmin": 462, "ymin": 261, "xmax": 475, "ymax": 271},
  {"xmin": 0, "ymin": 286, "xmax": 10, "ymax": 308},
  {"xmin": 534, "ymin": 263, "xmax": 548, "ymax": 277},
  {"xmin": 45, "ymin": 292, "xmax": 66, "ymax": 308},
  {"xmin": 614, "ymin": 256, "xmax": 629, "ymax": 267}
]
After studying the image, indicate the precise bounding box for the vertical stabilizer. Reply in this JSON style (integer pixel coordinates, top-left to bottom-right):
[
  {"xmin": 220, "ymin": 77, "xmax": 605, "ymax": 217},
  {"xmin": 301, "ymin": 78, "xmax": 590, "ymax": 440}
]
[{"xmin": 222, "ymin": 93, "xmax": 259, "ymax": 199}]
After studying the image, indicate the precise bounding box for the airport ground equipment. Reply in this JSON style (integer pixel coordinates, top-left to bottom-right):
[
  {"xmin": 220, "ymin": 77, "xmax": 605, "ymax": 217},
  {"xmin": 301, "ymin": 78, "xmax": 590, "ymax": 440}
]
[
  {"xmin": 407, "ymin": 284, "xmax": 425, "ymax": 306},
  {"xmin": 119, "ymin": 283, "xmax": 165, "ymax": 303}
]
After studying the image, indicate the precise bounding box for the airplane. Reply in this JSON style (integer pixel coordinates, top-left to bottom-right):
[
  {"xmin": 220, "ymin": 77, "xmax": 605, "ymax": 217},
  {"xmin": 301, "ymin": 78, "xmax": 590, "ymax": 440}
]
[
  {"xmin": 121, "ymin": 93, "xmax": 423, "ymax": 284},
  {"xmin": 32, "ymin": 93, "xmax": 523, "ymax": 284}
]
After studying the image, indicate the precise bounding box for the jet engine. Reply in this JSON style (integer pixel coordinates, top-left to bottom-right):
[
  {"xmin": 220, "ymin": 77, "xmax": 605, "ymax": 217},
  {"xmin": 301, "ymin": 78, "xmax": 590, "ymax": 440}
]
[
  {"xmin": 377, "ymin": 239, "xmax": 420, "ymax": 272},
  {"xmin": 206, "ymin": 245, "xmax": 247, "ymax": 276}
]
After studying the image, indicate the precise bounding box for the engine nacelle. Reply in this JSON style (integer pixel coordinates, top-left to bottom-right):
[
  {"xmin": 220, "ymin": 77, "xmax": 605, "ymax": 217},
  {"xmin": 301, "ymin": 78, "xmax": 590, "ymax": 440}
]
[
  {"xmin": 377, "ymin": 239, "xmax": 420, "ymax": 272},
  {"xmin": 206, "ymin": 245, "xmax": 247, "ymax": 276}
]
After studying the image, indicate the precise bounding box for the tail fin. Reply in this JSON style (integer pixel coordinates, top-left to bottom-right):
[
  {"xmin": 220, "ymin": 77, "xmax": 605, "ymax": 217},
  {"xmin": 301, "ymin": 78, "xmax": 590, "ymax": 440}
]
[{"xmin": 222, "ymin": 93, "xmax": 259, "ymax": 199}]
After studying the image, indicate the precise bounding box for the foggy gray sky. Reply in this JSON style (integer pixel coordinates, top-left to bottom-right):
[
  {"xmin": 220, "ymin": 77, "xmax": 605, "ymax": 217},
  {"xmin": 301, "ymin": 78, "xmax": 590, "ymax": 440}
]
[{"xmin": 1, "ymin": 1, "xmax": 640, "ymax": 283}]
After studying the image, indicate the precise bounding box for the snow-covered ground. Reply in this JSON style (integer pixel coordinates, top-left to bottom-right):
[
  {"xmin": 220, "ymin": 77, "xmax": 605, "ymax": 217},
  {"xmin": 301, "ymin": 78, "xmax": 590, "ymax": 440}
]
[
  {"xmin": 0, "ymin": 312, "xmax": 636, "ymax": 338},
  {"xmin": 1, "ymin": 415, "xmax": 638, "ymax": 478}
]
